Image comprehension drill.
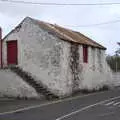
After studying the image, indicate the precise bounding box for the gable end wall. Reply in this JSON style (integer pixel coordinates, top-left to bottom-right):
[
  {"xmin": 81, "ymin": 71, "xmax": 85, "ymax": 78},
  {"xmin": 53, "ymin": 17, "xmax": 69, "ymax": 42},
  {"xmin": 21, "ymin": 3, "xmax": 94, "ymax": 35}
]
[{"xmin": 3, "ymin": 17, "xmax": 73, "ymax": 96}]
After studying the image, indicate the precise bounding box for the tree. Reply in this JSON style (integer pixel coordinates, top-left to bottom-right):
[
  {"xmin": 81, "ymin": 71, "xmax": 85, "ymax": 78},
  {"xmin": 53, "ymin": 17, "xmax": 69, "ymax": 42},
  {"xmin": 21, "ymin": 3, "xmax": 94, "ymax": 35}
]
[
  {"xmin": 106, "ymin": 42, "xmax": 120, "ymax": 72},
  {"xmin": 115, "ymin": 42, "xmax": 120, "ymax": 55}
]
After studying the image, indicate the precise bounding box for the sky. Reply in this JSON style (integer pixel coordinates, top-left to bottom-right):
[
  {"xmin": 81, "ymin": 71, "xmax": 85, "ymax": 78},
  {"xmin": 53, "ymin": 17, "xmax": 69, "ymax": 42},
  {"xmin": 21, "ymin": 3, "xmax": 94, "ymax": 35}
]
[{"xmin": 0, "ymin": 0, "xmax": 120, "ymax": 55}]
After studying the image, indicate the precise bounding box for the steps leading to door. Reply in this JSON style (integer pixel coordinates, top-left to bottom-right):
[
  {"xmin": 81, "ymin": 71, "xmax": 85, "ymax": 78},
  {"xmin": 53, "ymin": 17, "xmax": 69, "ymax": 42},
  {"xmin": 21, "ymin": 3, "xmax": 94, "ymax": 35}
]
[{"xmin": 9, "ymin": 66, "xmax": 59, "ymax": 100}]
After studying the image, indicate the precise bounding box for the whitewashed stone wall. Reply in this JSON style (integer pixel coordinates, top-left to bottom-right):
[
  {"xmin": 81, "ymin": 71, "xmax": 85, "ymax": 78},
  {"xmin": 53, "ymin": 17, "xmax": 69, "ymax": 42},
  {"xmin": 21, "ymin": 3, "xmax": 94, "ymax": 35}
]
[
  {"xmin": 3, "ymin": 17, "xmax": 112, "ymax": 96},
  {"xmin": 0, "ymin": 69, "xmax": 40, "ymax": 98},
  {"xmin": 3, "ymin": 17, "xmax": 72, "ymax": 96},
  {"xmin": 79, "ymin": 47, "xmax": 112, "ymax": 90}
]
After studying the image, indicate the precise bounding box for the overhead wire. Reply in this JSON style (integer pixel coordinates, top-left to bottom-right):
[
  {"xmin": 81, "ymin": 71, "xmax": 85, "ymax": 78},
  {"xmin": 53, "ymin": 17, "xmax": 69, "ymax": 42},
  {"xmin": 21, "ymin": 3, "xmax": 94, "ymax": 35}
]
[
  {"xmin": 1, "ymin": 0, "xmax": 120, "ymax": 27},
  {"xmin": 1, "ymin": 0, "xmax": 120, "ymax": 6},
  {"xmin": 63, "ymin": 19, "xmax": 120, "ymax": 27}
]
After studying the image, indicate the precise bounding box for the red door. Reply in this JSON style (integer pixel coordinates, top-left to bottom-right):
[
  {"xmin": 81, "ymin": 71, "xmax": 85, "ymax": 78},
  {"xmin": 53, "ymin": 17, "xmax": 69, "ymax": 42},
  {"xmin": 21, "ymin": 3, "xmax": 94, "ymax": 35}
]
[{"xmin": 7, "ymin": 40, "xmax": 18, "ymax": 65}]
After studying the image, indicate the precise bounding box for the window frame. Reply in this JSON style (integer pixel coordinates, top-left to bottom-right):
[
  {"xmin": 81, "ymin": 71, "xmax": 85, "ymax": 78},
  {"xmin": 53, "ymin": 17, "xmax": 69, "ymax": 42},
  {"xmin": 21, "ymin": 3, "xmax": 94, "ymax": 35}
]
[{"xmin": 83, "ymin": 45, "xmax": 88, "ymax": 63}]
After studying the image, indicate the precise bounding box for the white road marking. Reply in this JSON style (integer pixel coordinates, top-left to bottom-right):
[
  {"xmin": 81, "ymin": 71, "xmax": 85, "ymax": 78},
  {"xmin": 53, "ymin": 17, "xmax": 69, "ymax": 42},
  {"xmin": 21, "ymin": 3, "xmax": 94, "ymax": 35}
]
[
  {"xmin": 0, "ymin": 91, "xmax": 106, "ymax": 116},
  {"xmin": 113, "ymin": 102, "xmax": 120, "ymax": 106},
  {"xmin": 56, "ymin": 96, "xmax": 120, "ymax": 120},
  {"xmin": 105, "ymin": 101, "xmax": 115, "ymax": 106}
]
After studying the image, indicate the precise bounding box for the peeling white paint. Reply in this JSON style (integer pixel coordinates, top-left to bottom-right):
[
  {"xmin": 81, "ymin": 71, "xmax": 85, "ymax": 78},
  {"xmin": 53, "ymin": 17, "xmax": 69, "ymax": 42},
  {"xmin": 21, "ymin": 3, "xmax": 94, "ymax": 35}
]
[
  {"xmin": 79, "ymin": 47, "xmax": 113, "ymax": 90},
  {"xmin": 0, "ymin": 69, "xmax": 40, "ymax": 98},
  {"xmin": 3, "ymin": 17, "xmax": 113, "ymax": 97}
]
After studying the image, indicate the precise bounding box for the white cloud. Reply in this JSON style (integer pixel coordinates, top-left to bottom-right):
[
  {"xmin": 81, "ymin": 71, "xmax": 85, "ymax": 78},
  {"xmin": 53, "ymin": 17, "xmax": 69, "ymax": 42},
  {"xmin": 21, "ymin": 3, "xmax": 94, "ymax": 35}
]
[{"xmin": 0, "ymin": 0, "xmax": 120, "ymax": 54}]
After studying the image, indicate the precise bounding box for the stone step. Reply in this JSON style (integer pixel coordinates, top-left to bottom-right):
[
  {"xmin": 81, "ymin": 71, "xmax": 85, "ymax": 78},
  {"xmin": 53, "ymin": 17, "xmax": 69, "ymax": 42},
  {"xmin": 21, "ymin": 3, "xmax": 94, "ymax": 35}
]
[{"xmin": 9, "ymin": 66, "xmax": 59, "ymax": 100}]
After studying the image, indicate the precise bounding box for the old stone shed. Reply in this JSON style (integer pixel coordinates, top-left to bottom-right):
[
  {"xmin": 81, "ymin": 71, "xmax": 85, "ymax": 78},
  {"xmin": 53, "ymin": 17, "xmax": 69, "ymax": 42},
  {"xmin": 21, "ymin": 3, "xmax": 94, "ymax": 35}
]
[{"xmin": 1, "ymin": 17, "xmax": 112, "ymax": 97}]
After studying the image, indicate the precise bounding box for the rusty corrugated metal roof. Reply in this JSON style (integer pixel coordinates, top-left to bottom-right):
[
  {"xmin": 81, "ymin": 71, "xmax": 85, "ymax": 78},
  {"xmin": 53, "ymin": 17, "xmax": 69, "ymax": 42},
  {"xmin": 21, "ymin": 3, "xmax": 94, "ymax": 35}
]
[
  {"xmin": 3, "ymin": 17, "xmax": 106, "ymax": 50},
  {"xmin": 32, "ymin": 18, "xmax": 106, "ymax": 50}
]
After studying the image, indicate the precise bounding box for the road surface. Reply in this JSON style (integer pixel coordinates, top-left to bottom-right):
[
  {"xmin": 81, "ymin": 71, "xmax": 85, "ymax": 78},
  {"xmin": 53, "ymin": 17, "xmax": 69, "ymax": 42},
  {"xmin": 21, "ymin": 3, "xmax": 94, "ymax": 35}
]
[{"xmin": 0, "ymin": 88, "xmax": 120, "ymax": 120}]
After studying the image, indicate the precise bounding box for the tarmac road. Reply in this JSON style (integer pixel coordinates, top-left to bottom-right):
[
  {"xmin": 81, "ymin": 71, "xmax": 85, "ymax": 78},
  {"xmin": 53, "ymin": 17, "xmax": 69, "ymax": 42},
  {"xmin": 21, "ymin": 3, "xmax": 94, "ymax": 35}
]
[{"xmin": 0, "ymin": 88, "xmax": 120, "ymax": 120}]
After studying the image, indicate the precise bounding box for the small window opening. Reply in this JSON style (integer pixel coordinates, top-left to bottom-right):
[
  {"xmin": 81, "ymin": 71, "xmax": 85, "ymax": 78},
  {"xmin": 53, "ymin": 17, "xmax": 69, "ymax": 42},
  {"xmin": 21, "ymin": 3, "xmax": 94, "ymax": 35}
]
[{"xmin": 83, "ymin": 45, "xmax": 88, "ymax": 63}]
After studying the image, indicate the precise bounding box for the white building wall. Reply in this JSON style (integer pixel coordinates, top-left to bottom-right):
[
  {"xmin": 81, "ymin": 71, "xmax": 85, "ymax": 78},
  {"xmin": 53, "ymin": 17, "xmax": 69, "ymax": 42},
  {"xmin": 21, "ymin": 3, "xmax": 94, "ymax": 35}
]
[
  {"xmin": 3, "ymin": 17, "xmax": 72, "ymax": 96},
  {"xmin": 0, "ymin": 69, "xmax": 40, "ymax": 98},
  {"xmin": 3, "ymin": 17, "xmax": 112, "ymax": 96},
  {"xmin": 79, "ymin": 46, "xmax": 112, "ymax": 90}
]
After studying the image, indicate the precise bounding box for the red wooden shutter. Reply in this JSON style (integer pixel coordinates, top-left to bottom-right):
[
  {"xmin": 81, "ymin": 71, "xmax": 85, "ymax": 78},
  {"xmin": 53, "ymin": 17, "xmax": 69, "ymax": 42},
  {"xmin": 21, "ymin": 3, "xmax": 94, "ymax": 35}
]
[
  {"xmin": 7, "ymin": 40, "xmax": 18, "ymax": 65},
  {"xmin": 0, "ymin": 28, "xmax": 1, "ymax": 67},
  {"xmin": 83, "ymin": 45, "xmax": 88, "ymax": 63}
]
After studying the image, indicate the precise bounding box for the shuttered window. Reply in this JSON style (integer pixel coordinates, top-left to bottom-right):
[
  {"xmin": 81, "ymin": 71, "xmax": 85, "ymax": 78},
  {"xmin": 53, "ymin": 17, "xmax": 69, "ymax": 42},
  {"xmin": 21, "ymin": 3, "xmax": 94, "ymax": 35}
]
[{"xmin": 83, "ymin": 45, "xmax": 88, "ymax": 63}]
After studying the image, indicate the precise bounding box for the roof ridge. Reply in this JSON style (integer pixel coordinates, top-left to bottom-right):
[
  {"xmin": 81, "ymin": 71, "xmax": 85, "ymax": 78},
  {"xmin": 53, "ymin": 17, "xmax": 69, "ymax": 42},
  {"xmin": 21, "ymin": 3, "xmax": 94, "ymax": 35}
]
[
  {"xmin": 32, "ymin": 17, "xmax": 106, "ymax": 49},
  {"xmin": 52, "ymin": 24, "xmax": 105, "ymax": 48},
  {"xmin": 49, "ymin": 24, "xmax": 76, "ymax": 42},
  {"xmin": 32, "ymin": 18, "xmax": 76, "ymax": 42},
  {"xmin": 3, "ymin": 16, "xmax": 106, "ymax": 50}
]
